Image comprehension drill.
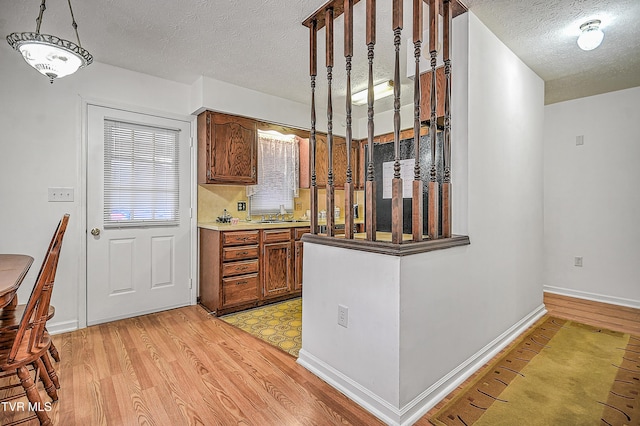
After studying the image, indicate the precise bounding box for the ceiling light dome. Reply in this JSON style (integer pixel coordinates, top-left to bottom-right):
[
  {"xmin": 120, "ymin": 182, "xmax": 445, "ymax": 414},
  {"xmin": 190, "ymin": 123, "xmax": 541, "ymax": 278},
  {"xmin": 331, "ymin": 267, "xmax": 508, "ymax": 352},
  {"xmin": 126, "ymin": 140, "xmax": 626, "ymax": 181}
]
[
  {"xmin": 6, "ymin": 0, "xmax": 93, "ymax": 83},
  {"xmin": 577, "ymin": 19, "xmax": 604, "ymax": 51}
]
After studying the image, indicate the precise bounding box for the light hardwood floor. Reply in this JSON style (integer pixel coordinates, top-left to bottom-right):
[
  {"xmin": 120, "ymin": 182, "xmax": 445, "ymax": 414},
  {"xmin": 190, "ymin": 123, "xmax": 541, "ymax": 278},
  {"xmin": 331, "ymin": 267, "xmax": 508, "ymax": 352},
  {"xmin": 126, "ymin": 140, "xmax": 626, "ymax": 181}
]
[{"xmin": 1, "ymin": 293, "xmax": 638, "ymax": 425}]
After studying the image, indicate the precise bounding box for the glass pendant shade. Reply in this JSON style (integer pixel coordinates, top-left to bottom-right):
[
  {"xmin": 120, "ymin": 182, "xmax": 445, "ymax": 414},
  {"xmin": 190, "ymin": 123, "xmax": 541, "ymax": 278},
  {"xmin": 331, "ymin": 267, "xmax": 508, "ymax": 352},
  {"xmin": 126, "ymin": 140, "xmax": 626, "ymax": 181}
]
[
  {"xmin": 577, "ymin": 20, "xmax": 604, "ymax": 51},
  {"xmin": 7, "ymin": 33, "xmax": 92, "ymax": 82},
  {"xmin": 5, "ymin": 0, "xmax": 93, "ymax": 83}
]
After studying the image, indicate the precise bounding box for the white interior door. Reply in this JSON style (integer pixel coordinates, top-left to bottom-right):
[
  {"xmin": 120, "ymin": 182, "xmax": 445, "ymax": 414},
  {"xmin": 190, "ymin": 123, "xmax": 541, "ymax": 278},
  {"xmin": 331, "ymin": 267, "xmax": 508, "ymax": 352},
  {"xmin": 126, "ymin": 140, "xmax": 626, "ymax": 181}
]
[{"xmin": 87, "ymin": 105, "xmax": 192, "ymax": 325}]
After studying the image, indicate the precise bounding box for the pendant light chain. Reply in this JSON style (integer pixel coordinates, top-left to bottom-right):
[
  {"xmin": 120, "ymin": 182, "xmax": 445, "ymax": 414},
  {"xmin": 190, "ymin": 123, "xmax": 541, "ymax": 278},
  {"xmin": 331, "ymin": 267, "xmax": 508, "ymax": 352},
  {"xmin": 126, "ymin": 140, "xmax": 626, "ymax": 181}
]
[
  {"xmin": 35, "ymin": 0, "xmax": 46, "ymax": 34},
  {"xmin": 67, "ymin": 0, "xmax": 83, "ymax": 47}
]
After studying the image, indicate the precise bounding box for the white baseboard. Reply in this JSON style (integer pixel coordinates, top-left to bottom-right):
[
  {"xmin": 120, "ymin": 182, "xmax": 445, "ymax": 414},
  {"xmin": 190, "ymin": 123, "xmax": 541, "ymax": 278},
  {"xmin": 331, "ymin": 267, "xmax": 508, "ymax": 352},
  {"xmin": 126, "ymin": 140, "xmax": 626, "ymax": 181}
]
[
  {"xmin": 297, "ymin": 349, "xmax": 401, "ymax": 425},
  {"xmin": 47, "ymin": 319, "xmax": 79, "ymax": 335},
  {"xmin": 544, "ymin": 285, "xmax": 640, "ymax": 310},
  {"xmin": 297, "ymin": 304, "xmax": 547, "ymax": 426}
]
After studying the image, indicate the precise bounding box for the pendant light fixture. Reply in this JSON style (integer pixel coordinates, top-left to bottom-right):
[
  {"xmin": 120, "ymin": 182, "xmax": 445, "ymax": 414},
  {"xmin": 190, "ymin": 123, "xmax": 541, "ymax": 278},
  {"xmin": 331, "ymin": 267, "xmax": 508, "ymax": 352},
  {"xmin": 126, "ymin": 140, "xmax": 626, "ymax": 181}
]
[
  {"xmin": 6, "ymin": 0, "xmax": 93, "ymax": 83},
  {"xmin": 577, "ymin": 19, "xmax": 604, "ymax": 51}
]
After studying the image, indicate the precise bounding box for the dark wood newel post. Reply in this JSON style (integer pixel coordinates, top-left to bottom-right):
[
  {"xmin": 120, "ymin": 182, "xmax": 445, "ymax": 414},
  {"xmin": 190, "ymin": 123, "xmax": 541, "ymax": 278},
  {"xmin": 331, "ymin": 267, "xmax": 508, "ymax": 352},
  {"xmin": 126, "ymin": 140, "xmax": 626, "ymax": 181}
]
[
  {"xmin": 344, "ymin": 0, "xmax": 355, "ymax": 239},
  {"xmin": 427, "ymin": 0, "xmax": 440, "ymax": 240},
  {"xmin": 391, "ymin": 0, "xmax": 403, "ymax": 244},
  {"xmin": 326, "ymin": 7, "xmax": 335, "ymax": 237},
  {"xmin": 442, "ymin": 0, "xmax": 452, "ymax": 238},
  {"xmin": 309, "ymin": 19, "xmax": 319, "ymax": 235},
  {"xmin": 411, "ymin": 0, "xmax": 423, "ymax": 242},
  {"xmin": 365, "ymin": 0, "xmax": 377, "ymax": 242}
]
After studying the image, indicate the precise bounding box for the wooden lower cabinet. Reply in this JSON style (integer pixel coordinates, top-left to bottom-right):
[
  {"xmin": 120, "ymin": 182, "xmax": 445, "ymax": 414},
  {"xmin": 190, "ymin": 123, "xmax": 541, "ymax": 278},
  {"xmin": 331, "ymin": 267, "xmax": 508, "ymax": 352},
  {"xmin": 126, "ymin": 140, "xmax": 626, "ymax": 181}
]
[
  {"xmin": 199, "ymin": 226, "xmax": 304, "ymax": 316},
  {"xmin": 294, "ymin": 241, "xmax": 304, "ymax": 291},
  {"xmin": 262, "ymin": 241, "xmax": 293, "ymax": 299},
  {"xmin": 221, "ymin": 274, "xmax": 259, "ymax": 308},
  {"xmin": 293, "ymin": 227, "xmax": 309, "ymax": 291}
]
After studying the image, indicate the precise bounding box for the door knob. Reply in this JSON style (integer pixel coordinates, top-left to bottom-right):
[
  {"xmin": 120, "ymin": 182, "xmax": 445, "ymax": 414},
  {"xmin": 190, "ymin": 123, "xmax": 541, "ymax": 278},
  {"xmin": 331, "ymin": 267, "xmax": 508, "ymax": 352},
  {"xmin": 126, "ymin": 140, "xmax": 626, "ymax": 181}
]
[{"xmin": 91, "ymin": 228, "xmax": 101, "ymax": 236}]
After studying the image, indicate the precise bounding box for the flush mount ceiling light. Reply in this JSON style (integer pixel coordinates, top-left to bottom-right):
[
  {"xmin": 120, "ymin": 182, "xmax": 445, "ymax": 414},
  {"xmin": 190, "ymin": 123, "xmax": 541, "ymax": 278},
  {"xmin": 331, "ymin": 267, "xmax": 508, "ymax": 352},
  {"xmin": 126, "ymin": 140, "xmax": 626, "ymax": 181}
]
[
  {"xmin": 577, "ymin": 19, "xmax": 604, "ymax": 51},
  {"xmin": 6, "ymin": 0, "xmax": 93, "ymax": 83},
  {"xmin": 352, "ymin": 81, "xmax": 394, "ymax": 106}
]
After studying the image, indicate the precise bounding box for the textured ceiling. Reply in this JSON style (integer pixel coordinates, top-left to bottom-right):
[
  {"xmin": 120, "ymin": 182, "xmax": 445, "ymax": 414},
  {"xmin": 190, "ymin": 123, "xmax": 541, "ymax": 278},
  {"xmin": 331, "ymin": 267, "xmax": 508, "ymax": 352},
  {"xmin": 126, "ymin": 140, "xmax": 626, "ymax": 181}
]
[
  {"xmin": 460, "ymin": 0, "xmax": 640, "ymax": 104},
  {"xmin": 2, "ymin": 0, "xmax": 639, "ymax": 112}
]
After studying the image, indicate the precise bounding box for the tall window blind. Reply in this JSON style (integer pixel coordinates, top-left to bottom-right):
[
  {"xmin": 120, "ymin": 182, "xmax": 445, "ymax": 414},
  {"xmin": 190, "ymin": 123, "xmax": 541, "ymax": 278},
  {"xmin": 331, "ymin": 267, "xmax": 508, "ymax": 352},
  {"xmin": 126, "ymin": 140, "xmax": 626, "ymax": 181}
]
[
  {"xmin": 249, "ymin": 131, "xmax": 299, "ymax": 215},
  {"xmin": 104, "ymin": 120, "xmax": 180, "ymax": 227}
]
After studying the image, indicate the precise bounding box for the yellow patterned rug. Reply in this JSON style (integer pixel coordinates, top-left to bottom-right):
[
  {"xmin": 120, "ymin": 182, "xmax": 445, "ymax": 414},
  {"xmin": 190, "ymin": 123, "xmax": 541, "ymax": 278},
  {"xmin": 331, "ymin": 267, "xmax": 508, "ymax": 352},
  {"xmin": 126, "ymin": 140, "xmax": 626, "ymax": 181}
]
[
  {"xmin": 429, "ymin": 317, "xmax": 640, "ymax": 425},
  {"xmin": 220, "ymin": 298, "xmax": 302, "ymax": 357}
]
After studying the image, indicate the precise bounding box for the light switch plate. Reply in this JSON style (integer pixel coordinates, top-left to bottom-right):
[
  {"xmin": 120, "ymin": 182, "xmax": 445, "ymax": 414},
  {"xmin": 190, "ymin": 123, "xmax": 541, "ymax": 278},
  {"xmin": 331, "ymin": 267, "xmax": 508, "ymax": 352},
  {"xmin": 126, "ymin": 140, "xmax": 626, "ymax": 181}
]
[{"xmin": 48, "ymin": 187, "xmax": 74, "ymax": 202}]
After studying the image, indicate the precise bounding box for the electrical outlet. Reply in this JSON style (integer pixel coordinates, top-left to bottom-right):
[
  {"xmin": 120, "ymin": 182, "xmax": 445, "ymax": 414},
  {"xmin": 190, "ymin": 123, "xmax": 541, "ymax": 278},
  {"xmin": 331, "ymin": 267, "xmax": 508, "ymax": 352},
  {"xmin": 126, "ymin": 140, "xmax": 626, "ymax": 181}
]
[
  {"xmin": 574, "ymin": 256, "xmax": 583, "ymax": 267},
  {"xmin": 48, "ymin": 187, "xmax": 74, "ymax": 202},
  {"xmin": 237, "ymin": 201, "xmax": 246, "ymax": 211},
  {"xmin": 576, "ymin": 135, "xmax": 584, "ymax": 146},
  {"xmin": 295, "ymin": 201, "xmax": 302, "ymax": 210},
  {"xmin": 338, "ymin": 304, "xmax": 348, "ymax": 328}
]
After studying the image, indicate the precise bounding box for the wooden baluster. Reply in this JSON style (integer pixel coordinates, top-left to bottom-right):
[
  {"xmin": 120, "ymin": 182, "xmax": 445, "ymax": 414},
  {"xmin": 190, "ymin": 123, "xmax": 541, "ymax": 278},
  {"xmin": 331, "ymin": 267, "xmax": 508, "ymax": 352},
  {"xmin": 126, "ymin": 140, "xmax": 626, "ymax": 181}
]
[
  {"xmin": 427, "ymin": 0, "xmax": 439, "ymax": 240},
  {"xmin": 442, "ymin": 0, "xmax": 452, "ymax": 238},
  {"xmin": 309, "ymin": 19, "xmax": 319, "ymax": 235},
  {"xmin": 365, "ymin": 0, "xmax": 376, "ymax": 241},
  {"xmin": 344, "ymin": 0, "xmax": 355, "ymax": 239},
  {"xmin": 411, "ymin": 0, "xmax": 423, "ymax": 242},
  {"xmin": 325, "ymin": 7, "xmax": 335, "ymax": 237},
  {"xmin": 391, "ymin": 0, "xmax": 403, "ymax": 244}
]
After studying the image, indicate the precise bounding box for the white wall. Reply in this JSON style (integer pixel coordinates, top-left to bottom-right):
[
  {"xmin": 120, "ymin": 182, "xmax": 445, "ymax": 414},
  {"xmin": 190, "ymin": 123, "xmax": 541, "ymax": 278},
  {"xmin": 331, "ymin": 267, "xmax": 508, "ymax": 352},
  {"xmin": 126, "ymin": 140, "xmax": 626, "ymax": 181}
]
[
  {"xmin": 0, "ymin": 44, "xmax": 193, "ymax": 332},
  {"xmin": 298, "ymin": 12, "xmax": 545, "ymax": 425},
  {"xmin": 194, "ymin": 75, "xmax": 346, "ymax": 137},
  {"xmin": 0, "ymin": 42, "xmax": 316, "ymax": 331},
  {"xmin": 400, "ymin": 12, "xmax": 545, "ymax": 411},
  {"xmin": 543, "ymin": 87, "xmax": 640, "ymax": 307}
]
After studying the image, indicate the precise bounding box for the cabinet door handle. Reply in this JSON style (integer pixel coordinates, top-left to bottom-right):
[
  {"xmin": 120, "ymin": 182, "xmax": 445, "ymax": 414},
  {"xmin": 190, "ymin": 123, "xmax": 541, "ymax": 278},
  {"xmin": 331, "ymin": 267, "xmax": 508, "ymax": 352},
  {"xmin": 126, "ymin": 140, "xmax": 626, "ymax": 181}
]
[
  {"xmin": 237, "ymin": 266, "xmax": 248, "ymax": 271},
  {"xmin": 238, "ymin": 251, "xmax": 248, "ymax": 256},
  {"xmin": 236, "ymin": 281, "xmax": 247, "ymax": 285}
]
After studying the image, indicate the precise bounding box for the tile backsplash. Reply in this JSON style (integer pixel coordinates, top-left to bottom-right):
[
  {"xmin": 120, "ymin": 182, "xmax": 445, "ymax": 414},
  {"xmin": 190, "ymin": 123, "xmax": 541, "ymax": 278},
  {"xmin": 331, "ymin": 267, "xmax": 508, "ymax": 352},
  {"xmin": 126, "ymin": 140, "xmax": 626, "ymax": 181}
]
[{"xmin": 198, "ymin": 184, "xmax": 364, "ymax": 223}]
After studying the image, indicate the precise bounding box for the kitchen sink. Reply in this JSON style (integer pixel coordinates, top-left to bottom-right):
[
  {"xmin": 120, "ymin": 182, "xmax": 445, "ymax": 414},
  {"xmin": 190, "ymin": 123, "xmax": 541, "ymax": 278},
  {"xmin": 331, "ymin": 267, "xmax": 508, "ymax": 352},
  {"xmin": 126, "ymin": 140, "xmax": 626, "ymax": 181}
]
[{"xmin": 251, "ymin": 219, "xmax": 309, "ymax": 224}]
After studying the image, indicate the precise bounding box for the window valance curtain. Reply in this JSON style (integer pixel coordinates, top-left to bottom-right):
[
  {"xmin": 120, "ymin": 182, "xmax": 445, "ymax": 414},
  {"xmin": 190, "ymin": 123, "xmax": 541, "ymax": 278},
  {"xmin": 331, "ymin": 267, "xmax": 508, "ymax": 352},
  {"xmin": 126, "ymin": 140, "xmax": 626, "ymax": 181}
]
[{"xmin": 248, "ymin": 131, "xmax": 299, "ymax": 215}]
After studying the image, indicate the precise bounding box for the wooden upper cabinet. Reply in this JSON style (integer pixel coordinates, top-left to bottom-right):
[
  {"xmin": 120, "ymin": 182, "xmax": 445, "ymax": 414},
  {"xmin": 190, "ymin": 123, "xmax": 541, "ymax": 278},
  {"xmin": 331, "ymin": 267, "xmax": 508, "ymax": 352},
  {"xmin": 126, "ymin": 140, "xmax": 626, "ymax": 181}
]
[
  {"xmin": 300, "ymin": 134, "xmax": 358, "ymax": 189},
  {"xmin": 314, "ymin": 134, "xmax": 328, "ymax": 187},
  {"xmin": 420, "ymin": 66, "xmax": 446, "ymax": 122},
  {"xmin": 197, "ymin": 111, "xmax": 257, "ymax": 184}
]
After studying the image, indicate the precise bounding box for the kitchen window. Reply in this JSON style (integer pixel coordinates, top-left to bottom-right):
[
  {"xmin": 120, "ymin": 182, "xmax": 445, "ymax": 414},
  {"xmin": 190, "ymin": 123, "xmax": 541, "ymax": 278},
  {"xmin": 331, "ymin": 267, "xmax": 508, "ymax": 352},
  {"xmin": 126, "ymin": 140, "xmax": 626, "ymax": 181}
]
[{"xmin": 249, "ymin": 130, "xmax": 299, "ymax": 216}]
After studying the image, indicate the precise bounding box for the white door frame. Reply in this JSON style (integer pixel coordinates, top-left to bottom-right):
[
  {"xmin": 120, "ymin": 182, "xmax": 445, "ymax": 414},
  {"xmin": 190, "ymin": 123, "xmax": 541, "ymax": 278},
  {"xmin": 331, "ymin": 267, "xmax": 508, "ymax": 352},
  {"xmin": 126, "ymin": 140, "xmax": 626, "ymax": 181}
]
[{"xmin": 79, "ymin": 97, "xmax": 198, "ymax": 329}]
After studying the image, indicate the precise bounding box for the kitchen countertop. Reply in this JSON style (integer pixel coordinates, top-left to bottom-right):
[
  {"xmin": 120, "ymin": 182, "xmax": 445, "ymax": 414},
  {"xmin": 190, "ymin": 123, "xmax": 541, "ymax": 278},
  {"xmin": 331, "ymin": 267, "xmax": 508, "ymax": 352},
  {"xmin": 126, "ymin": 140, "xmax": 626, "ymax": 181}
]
[
  {"xmin": 198, "ymin": 220, "xmax": 312, "ymax": 231},
  {"xmin": 198, "ymin": 217, "xmax": 365, "ymax": 231}
]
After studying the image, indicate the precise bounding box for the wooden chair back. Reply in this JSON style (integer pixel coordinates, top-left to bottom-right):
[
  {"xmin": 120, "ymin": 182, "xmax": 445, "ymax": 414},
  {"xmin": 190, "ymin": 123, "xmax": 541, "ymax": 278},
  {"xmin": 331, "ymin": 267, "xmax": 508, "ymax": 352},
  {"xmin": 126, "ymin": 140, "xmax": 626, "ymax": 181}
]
[{"xmin": 7, "ymin": 214, "xmax": 69, "ymax": 363}]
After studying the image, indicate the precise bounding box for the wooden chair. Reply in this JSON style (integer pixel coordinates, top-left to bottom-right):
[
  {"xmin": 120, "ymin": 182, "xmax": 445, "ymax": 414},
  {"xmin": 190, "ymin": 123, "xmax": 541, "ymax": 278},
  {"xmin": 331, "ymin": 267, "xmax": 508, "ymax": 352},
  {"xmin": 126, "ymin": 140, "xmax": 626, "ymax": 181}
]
[
  {"xmin": 0, "ymin": 214, "xmax": 68, "ymax": 426},
  {"xmin": 0, "ymin": 214, "xmax": 65, "ymax": 363}
]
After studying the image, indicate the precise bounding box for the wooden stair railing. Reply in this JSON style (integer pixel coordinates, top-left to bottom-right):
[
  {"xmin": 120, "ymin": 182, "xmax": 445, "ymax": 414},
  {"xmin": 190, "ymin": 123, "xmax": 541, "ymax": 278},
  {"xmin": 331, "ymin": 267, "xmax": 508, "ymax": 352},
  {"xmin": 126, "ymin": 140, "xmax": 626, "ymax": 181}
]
[
  {"xmin": 344, "ymin": 0, "xmax": 355, "ymax": 240},
  {"xmin": 442, "ymin": 0, "xmax": 453, "ymax": 237},
  {"xmin": 412, "ymin": 0, "xmax": 424, "ymax": 242},
  {"xmin": 303, "ymin": 0, "xmax": 459, "ymax": 245}
]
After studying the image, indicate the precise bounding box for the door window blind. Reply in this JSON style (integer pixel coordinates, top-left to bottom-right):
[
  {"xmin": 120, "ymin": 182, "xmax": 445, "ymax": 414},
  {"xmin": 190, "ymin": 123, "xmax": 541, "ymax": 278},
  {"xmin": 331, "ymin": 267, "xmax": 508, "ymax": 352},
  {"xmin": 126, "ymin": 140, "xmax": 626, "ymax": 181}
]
[{"xmin": 104, "ymin": 120, "xmax": 180, "ymax": 227}]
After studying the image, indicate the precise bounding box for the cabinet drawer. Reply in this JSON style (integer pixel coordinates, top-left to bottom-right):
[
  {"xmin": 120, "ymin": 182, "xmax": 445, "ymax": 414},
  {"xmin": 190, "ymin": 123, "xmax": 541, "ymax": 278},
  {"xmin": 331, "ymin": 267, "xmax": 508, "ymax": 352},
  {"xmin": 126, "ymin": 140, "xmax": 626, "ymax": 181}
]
[
  {"xmin": 222, "ymin": 274, "xmax": 259, "ymax": 307},
  {"xmin": 222, "ymin": 245, "xmax": 259, "ymax": 261},
  {"xmin": 222, "ymin": 259, "xmax": 259, "ymax": 277},
  {"xmin": 294, "ymin": 227, "xmax": 310, "ymax": 240},
  {"xmin": 222, "ymin": 231, "xmax": 259, "ymax": 246},
  {"xmin": 262, "ymin": 229, "xmax": 292, "ymax": 243}
]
